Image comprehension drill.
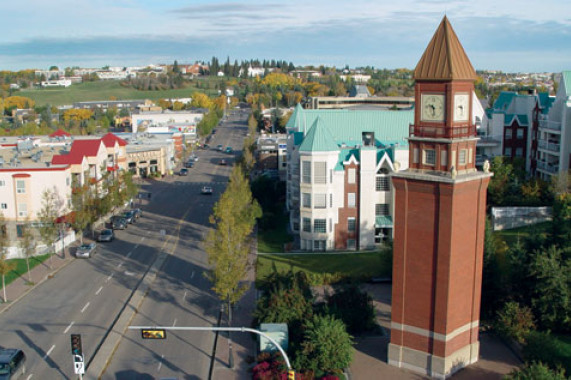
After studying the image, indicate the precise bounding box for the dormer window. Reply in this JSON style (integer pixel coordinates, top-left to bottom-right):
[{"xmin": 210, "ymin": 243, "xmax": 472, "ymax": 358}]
[{"xmin": 362, "ymin": 132, "xmax": 375, "ymax": 146}]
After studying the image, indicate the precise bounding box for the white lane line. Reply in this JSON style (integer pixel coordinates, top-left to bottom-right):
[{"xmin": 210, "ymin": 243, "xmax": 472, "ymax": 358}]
[
  {"xmin": 126, "ymin": 251, "xmax": 132, "ymax": 258},
  {"xmin": 64, "ymin": 321, "xmax": 74, "ymax": 334},
  {"xmin": 190, "ymin": 271, "xmax": 195, "ymax": 279},
  {"xmin": 106, "ymin": 273, "xmax": 114, "ymax": 282},
  {"xmin": 26, "ymin": 374, "xmax": 33, "ymax": 380},
  {"xmin": 172, "ymin": 319, "xmax": 177, "ymax": 327},
  {"xmin": 81, "ymin": 302, "xmax": 90, "ymax": 313},
  {"xmin": 134, "ymin": 244, "xmax": 139, "ymax": 249},
  {"xmin": 182, "ymin": 291, "xmax": 187, "ymax": 302},
  {"xmin": 43, "ymin": 345, "xmax": 55, "ymax": 359},
  {"xmin": 118, "ymin": 261, "xmax": 123, "ymax": 268},
  {"xmin": 141, "ymin": 237, "xmax": 145, "ymax": 242},
  {"xmin": 157, "ymin": 355, "xmax": 164, "ymax": 372},
  {"xmin": 96, "ymin": 286, "xmax": 103, "ymax": 295}
]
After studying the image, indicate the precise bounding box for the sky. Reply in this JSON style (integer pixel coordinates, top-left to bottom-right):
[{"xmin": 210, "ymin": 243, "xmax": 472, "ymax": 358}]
[{"xmin": 1, "ymin": 0, "xmax": 570, "ymax": 73}]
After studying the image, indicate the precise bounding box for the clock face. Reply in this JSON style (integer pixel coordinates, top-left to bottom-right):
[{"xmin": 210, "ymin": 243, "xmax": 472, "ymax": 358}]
[
  {"xmin": 454, "ymin": 94, "xmax": 470, "ymax": 121},
  {"xmin": 421, "ymin": 94, "xmax": 445, "ymax": 121}
]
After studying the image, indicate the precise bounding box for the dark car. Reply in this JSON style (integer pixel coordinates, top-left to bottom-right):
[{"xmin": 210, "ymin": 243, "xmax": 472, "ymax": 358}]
[
  {"xmin": 131, "ymin": 208, "xmax": 142, "ymax": 219},
  {"xmin": 219, "ymin": 159, "xmax": 227, "ymax": 166},
  {"xmin": 184, "ymin": 161, "xmax": 194, "ymax": 168},
  {"xmin": 122, "ymin": 210, "xmax": 136, "ymax": 224},
  {"xmin": 76, "ymin": 242, "xmax": 97, "ymax": 258},
  {"xmin": 0, "ymin": 348, "xmax": 26, "ymax": 379},
  {"xmin": 111, "ymin": 216, "xmax": 127, "ymax": 230},
  {"xmin": 97, "ymin": 229, "xmax": 114, "ymax": 242},
  {"xmin": 179, "ymin": 168, "xmax": 189, "ymax": 176},
  {"xmin": 225, "ymin": 146, "xmax": 233, "ymax": 154}
]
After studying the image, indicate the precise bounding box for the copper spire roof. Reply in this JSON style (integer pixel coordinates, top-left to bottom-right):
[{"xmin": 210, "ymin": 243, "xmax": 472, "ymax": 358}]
[{"xmin": 414, "ymin": 16, "xmax": 477, "ymax": 81}]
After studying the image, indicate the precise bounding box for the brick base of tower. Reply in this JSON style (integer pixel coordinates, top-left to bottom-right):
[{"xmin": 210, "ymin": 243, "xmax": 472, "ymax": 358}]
[{"xmin": 388, "ymin": 170, "xmax": 491, "ymax": 379}]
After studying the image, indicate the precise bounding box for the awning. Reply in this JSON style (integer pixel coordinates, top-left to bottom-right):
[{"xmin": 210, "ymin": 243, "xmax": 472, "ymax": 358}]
[{"xmin": 375, "ymin": 216, "xmax": 393, "ymax": 228}]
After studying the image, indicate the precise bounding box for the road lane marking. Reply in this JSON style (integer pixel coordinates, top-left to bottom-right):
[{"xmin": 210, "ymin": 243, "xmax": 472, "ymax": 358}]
[
  {"xmin": 43, "ymin": 345, "xmax": 55, "ymax": 359},
  {"xmin": 64, "ymin": 321, "xmax": 74, "ymax": 334},
  {"xmin": 106, "ymin": 273, "xmax": 114, "ymax": 282},
  {"xmin": 118, "ymin": 261, "xmax": 123, "ymax": 268},
  {"xmin": 96, "ymin": 286, "xmax": 103, "ymax": 295},
  {"xmin": 172, "ymin": 319, "xmax": 177, "ymax": 327},
  {"xmin": 126, "ymin": 251, "xmax": 132, "ymax": 258},
  {"xmin": 157, "ymin": 355, "xmax": 164, "ymax": 372},
  {"xmin": 26, "ymin": 374, "xmax": 33, "ymax": 380},
  {"xmin": 81, "ymin": 302, "xmax": 90, "ymax": 313},
  {"xmin": 190, "ymin": 270, "xmax": 195, "ymax": 279},
  {"xmin": 183, "ymin": 291, "xmax": 187, "ymax": 302}
]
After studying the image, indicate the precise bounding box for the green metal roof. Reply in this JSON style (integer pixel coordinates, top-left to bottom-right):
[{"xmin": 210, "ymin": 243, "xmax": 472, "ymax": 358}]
[
  {"xmin": 335, "ymin": 148, "xmax": 360, "ymax": 170},
  {"xmin": 493, "ymin": 92, "xmax": 516, "ymax": 112},
  {"xmin": 563, "ymin": 71, "xmax": 571, "ymax": 97},
  {"xmin": 505, "ymin": 114, "xmax": 529, "ymax": 126},
  {"xmin": 375, "ymin": 216, "xmax": 393, "ymax": 227},
  {"xmin": 538, "ymin": 92, "xmax": 555, "ymax": 114},
  {"xmin": 288, "ymin": 108, "xmax": 413, "ymax": 148},
  {"xmin": 299, "ymin": 117, "xmax": 339, "ymax": 152}
]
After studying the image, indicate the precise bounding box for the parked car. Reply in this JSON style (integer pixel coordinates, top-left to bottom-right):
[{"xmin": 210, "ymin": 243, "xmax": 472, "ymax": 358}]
[
  {"xmin": 184, "ymin": 161, "xmax": 194, "ymax": 168},
  {"xmin": 201, "ymin": 186, "xmax": 213, "ymax": 195},
  {"xmin": 219, "ymin": 159, "xmax": 227, "ymax": 166},
  {"xmin": 179, "ymin": 168, "xmax": 189, "ymax": 176},
  {"xmin": 97, "ymin": 229, "xmax": 114, "ymax": 242},
  {"xmin": 225, "ymin": 146, "xmax": 233, "ymax": 154},
  {"xmin": 76, "ymin": 242, "xmax": 97, "ymax": 258},
  {"xmin": 0, "ymin": 348, "xmax": 26, "ymax": 379},
  {"xmin": 111, "ymin": 216, "xmax": 127, "ymax": 230},
  {"xmin": 216, "ymin": 144, "xmax": 223, "ymax": 151},
  {"xmin": 122, "ymin": 210, "xmax": 136, "ymax": 224}
]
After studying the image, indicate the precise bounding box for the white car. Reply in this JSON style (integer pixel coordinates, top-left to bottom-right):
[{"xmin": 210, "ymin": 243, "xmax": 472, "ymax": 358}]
[
  {"xmin": 76, "ymin": 242, "xmax": 97, "ymax": 258},
  {"xmin": 201, "ymin": 186, "xmax": 213, "ymax": 195}
]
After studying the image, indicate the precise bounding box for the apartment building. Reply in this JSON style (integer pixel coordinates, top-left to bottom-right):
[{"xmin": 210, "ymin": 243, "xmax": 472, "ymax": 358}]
[
  {"xmin": 536, "ymin": 71, "xmax": 571, "ymax": 180},
  {"xmin": 285, "ymin": 104, "xmax": 413, "ymax": 251}
]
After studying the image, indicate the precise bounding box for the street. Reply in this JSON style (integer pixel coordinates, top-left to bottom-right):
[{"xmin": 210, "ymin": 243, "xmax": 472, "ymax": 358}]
[{"xmin": 0, "ymin": 110, "xmax": 249, "ymax": 379}]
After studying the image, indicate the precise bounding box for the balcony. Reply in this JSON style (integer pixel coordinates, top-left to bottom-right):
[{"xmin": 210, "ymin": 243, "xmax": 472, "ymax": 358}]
[
  {"xmin": 476, "ymin": 136, "xmax": 501, "ymax": 147},
  {"xmin": 410, "ymin": 124, "xmax": 476, "ymax": 139},
  {"xmin": 536, "ymin": 160, "xmax": 559, "ymax": 173},
  {"xmin": 537, "ymin": 140, "xmax": 561, "ymax": 153},
  {"xmin": 539, "ymin": 119, "xmax": 562, "ymax": 132}
]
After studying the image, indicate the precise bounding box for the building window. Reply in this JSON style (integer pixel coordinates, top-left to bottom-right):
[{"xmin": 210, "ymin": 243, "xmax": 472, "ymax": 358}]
[
  {"xmin": 303, "ymin": 218, "xmax": 311, "ymax": 232},
  {"xmin": 516, "ymin": 128, "xmax": 524, "ymax": 139},
  {"xmin": 330, "ymin": 193, "xmax": 333, "ymax": 208},
  {"xmin": 423, "ymin": 149, "xmax": 436, "ymax": 166},
  {"xmin": 0, "ymin": 180, "xmax": 5, "ymax": 187},
  {"xmin": 348, "ymin": 218, "xmax": 356, "ymax": 232},
  {"xmin": 348, "ymin": 193, "xmax": 356, "ymax": 208},
  {"xmin": 515, "ymin": 147, "xmax": 523, "ymax": 157},
  {"xmin": 505, "ymin": 147, "xmax": 512, "ymax": 156},
  {"xmin": 302, "ymin": 193, "xmax": 311, "ymax": 208},
  {"xmin": 314, "ymin": 162, "xmax": 326, "ymax": 184},
  {"xmin": 347, "ymin": 239, "xmax": 356, "ymax": 250},
  {"xmin": 505, "ymin": 129, "xmax": 512, "ymax": 139},
  {"xmin": 376, "ymin": 176, "xmax": 390, "ymax": 191},
  {"xmin": 18, "ymin": 203, "xmax": 27, "ymax": 217},
  {"xmin": 313, "ymin": 219, "xmax": 326, "ymax": 233},
  {"xmin": 0, "ymin": 203, "xmax": 7, "ymax": 209},
  {"xmin": 458, "ymin": 149, "xmax": 467, "ymax": 165},
  {"xmin": 376, "ymin": 204, "xmax": 390, "ymax": 216},
  {"xmin": 302, "ymin": 161, "xmax": 311, "ymax": 183},
  {"xmin": 314, "ymin": 194, "xmax": 327, "ymax": 208},
  {"xmin": 314, "ymin": 240, "xmax": 326, "ymax": 251},
  {"xmin": 16, "ymin": 224, "xmax": 24, "ymax": 238},
  {"xmin": 16, "ymin": 180, "xmax": 25, "ymax": 194},
  {"xmin": 293, "ymin": 222, "xmax": 299, "ymax": 232},
  {"xmin": 348, "ymin": 168, "xmax": 356, "ymax": 184}
]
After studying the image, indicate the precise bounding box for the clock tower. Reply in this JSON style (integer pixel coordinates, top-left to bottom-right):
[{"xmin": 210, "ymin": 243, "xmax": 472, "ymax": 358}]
[{"xmin": 388, "ymin": 17, "xmax": 492, "ymax": 378}]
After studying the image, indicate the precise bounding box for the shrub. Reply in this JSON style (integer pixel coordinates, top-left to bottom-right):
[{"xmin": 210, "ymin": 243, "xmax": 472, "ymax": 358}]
[
  {"xmin": 504, "ymin": 361, "xmax": 567, "ymax": 380},
  {"xmin": 327, "ymin": 285, "xmax": 376, "ymax": 334},
  {"xmin": 495, "ymin": 301, "xmax": 535, "ymax": 344},
  {"xmin": 523, "ymin": 331, "xmax": 571, "ymax": 374}
]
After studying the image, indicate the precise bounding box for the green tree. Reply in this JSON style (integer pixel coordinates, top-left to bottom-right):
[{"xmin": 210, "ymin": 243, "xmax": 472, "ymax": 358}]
[
  {"xmin": 294, "ymin": 314, "xmax": 354, "ymax": 375},
  {"xmin": 19, "ymin": 223, "xmax": 37, "ymax": 282},
  {"xmin": 203, "ymin": 164, "xmax": 261, "ymax": 367},
  {"xmin": 70, "ymin": 177, "xmax": 92, "ymax": 244},
  {"xmin": 327, "ymin": 285, "xmax": 376, "ymax": 334},
  {"xmin": 504, "ymin": 361, "xmax": 567, "ymax": 380},
  {"xmin": 494, "ymin": 301, "xmax": 535, "ymax": 344},
  {"xmin": 38, "ymin": 188, "xmax": 65, "ymax": 261}
]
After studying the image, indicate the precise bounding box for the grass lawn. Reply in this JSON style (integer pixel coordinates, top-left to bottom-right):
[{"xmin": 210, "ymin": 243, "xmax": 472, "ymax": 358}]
[
  {"xmin": 257, "ymin": 212, "xmax": 293, "ymax": 253},
  {"xmin": 0, "ymin": 254, "xmax": 52, "ymax": 288},
  {"xmin": 495, "ymin": 221, "xmax": 552, "ymax": 246},
  {"xmin": 17, "ymin": 80, "xmax": 219, "ymax": 106},
  {"xmin": 256, "ymin": 251, "xmax": 392, "ymax": 285}
]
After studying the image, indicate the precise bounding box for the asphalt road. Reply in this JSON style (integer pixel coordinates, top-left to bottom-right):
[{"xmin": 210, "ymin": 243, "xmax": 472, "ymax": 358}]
[{"xmin": 0, "ymin": 110, "xmax": 249, "ymax": 380}]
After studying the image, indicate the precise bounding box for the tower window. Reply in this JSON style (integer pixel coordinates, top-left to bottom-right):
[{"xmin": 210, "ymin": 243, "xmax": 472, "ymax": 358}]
[
  {"xmin": 459, "ymin": 150, "xmax": 467, "ymax": 165},
  {"xmin": 348, "ymin": 168, "xmax": 356, "ymax": 184},
  {"xmin": 423, "ymin": 149, "xmax": 436, "ymax": 166},
  {"xmin": 348, "ymin": 217, "xmax": 356, "ymax": 232},
  {"xmin": 348, "ymin": 193, "xmax": 356, "ymax": 208}
]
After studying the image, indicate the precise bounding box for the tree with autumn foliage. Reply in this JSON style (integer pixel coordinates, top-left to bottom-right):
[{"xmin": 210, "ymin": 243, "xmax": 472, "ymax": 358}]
[
  {"xmin": 3, "ymin": 96, "xmax": 35, "ymax": 114},
  {"xmin": 63, "ymin": 108, "xmax": 93, "ymax": 125},
  {"xmin": 191, "ymin": 92, "xmax": 214, "ymax": 109}
]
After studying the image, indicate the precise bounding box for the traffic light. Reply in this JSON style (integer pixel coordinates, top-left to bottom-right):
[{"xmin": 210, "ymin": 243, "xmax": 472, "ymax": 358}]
[
  {"xmin": 70, "ymin": 334, "xmax": 83, "ymax": 357},
  {"xmin": 288, "ymin": 370, "xmax": 295, "ymax": 380}
]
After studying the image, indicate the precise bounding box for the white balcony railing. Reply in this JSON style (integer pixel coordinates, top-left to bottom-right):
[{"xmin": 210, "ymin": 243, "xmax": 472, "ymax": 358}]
[
  {"xmin": 539, "ymin": 119, "xmax": 562, "ymax": 132},
  {"xmin": 536, "ymin": 160, "xmax": 559, "ymax": 173},
  {"xmin": 538, "ymin": 140, "xmax": 561, "ymax": 153}
]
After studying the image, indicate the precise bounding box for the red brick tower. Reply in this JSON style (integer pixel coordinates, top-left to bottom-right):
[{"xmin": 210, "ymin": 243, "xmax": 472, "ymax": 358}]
[{"xmin": 388, "ymin": 17, "xmax": 492, "ymax": 378}]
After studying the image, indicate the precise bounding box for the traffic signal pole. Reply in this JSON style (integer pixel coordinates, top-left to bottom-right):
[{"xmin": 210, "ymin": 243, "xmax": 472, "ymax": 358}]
[{"xmin": 128, "ymin": 325, "xmax": 293, "ymax": 371}]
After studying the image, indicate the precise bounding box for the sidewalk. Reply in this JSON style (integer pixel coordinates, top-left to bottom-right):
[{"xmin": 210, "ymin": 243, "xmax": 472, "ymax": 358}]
[{"xmin": 0, "ymin": 246, "xmax": 76, "ymax": 315}]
